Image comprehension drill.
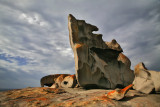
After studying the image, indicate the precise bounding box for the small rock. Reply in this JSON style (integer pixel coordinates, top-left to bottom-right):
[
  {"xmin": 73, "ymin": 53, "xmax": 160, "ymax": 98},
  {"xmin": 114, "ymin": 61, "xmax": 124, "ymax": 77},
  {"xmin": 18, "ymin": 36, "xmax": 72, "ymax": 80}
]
[{"xmin": 106, "ymin": 84, "xmax": 133, "ymax": 100}]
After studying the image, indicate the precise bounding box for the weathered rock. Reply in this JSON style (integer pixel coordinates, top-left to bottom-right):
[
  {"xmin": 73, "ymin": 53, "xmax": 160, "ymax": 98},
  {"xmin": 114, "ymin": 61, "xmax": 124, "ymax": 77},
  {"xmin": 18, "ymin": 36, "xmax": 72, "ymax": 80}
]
[
  {"xmin": 54, "ymin": 74, "xmax": 70, "ymax": 88},
  {"xmin": 132, "ymin": 63, "xmax": 154, "ymax": 94},
  {"xmin": 1, "ymin": 87, "xmax": 160, "ymax": 107},
  {"xmin": 41, "ymin": 74, "xmax": 78, "ymax": 88},
  {"xmin": 133, "ymin": 62, "xmax": 160, "ymax": 94},
  {"xmin": 107, "ymin": 84, "xmax": 133, "ymax": 100},
  {"xmin": 50, "ymin": 83, "xmax": 58, "ymax": 88},
  {"xmin": 40, "ymin": 74, "xmax": 70, "ymax": 87},
  {"xmin": 61, "ymin": 75, "xmax": 77, "ymax": 88},
  {"xmin": 149, "ymin": 70, "xmax": 160, "ymax": 92},
  {"xmin": 68, "ymin": 14, "xmax": 134, "ymax": 89}
]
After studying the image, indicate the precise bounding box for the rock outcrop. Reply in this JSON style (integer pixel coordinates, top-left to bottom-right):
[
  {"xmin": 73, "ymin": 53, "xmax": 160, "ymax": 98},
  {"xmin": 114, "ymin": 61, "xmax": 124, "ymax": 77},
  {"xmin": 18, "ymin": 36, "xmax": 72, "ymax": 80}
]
[
  {"xmin": 68, "ymin": 14, "xmax": 134, "ymax": 89},
  {"xmin": 133, "ymin": 62, "xmax": 160, "ymax": 94},
  {"xmin": 1, "ymin": 87, "xmax": 160, "ymax": 107}
]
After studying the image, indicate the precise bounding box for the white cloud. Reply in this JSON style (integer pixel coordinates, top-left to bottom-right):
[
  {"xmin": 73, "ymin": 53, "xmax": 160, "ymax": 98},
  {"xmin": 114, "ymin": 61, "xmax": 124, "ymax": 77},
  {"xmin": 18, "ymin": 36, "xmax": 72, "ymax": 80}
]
[{"xmin": 19, "ymin": 13, "xmax": 49, "ymax": 27}]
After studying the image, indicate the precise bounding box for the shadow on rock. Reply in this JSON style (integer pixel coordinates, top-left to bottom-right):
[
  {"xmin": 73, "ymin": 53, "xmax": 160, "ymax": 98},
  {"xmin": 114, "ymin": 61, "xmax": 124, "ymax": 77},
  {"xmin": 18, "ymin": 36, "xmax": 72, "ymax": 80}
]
[{"xmin": 121, "ymin": 94, "xmax": 147, "ymax": 101}]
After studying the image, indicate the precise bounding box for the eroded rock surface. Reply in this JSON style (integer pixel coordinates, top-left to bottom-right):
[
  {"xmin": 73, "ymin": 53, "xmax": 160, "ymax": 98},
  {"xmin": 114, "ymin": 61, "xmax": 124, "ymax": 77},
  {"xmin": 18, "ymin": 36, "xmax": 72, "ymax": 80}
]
[
  {"xmin": 68, "ymin": 14, "xmax": 134, "ymax": 89},
  {"xmin": 1, "ymin": 87, "xmax": 160, "ymax": 107},
  {"xmin": 41, "ymin": 74, "xmax": 77, "ymax": 88},
  {"xmin": 133, "ymin": 62, "xmax": 160, "ymax": 94},
  {"xmin": 61, "ymin": 75, "xmax": 77, "ymax": 88},
  {"xmin": 40, "ymin": 74, "xmax": 64, "ymax": 87},
  {"xmin": 107, "ymin": 84, "xmax": 133, "ymax": 100}
]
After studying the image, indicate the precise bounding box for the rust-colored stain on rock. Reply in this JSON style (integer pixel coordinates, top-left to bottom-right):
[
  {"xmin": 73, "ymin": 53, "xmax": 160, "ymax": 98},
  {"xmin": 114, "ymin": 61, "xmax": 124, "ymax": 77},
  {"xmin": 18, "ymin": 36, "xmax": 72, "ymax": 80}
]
[
  {"xmin": 75, "ymin": 43, "xmax": 83, "ymax": 49},
  {"xmin": 0, "ymin": 87, "xmax": 160, "ymax": 107}
]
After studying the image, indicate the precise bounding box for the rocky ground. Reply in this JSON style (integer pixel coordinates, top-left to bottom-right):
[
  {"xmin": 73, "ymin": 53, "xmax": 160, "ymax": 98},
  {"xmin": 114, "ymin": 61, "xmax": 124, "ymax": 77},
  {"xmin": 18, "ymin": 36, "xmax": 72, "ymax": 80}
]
[{"xmin": 0, "ymin": 87, "xmax": 160, "ymax": 107}]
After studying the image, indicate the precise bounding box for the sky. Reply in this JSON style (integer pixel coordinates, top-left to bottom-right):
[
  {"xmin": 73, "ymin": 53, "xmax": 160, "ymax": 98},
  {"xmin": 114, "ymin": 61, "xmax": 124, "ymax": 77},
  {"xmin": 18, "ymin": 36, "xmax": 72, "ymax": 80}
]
[{"xmin": 0, "ymin": 0, "xmax": 160, "ymax": 89}]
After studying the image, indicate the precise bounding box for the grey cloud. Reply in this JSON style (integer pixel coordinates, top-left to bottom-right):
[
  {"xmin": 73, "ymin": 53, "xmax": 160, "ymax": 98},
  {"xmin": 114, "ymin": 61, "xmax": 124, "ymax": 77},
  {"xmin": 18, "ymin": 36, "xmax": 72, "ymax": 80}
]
[{"xmin": 0, "ymin": 67, "xmax": 45, "ymax": 88}]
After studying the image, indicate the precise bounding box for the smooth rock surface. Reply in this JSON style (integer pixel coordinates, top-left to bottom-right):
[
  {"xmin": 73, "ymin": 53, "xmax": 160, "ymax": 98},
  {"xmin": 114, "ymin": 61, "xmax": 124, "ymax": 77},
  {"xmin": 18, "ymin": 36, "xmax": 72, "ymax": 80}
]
[
  {"xmin": 133, "ymin": 62, "xmax": 160, "ymax": 93},
  {"xmin": 68, "ymin": 14, "xmax": 134, "ymax": 89},
  {"xmin": 0, "ymin": 87, "xmax": 160, "ymax": 107}
]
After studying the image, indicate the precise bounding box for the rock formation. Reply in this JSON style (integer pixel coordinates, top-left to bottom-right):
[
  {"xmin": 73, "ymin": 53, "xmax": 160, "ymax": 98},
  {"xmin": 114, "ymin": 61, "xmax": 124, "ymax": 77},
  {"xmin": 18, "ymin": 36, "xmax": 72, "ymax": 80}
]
[
  {"xmin": 68, "ymin": 14, "xmax": 134, "ymax": 89},
  {"xmin": 41, "ymin": 74, "xmax": 77, "ymax": 88},
  {"xmin": 1, "ymin": 87, "xmax": 160, "ymax": 107},
  {"xmin": 133, "ymin": 62, "xmax": 160, "ymax": 94},
  {"xmin": 50, "ymin": 74, "xmax": 69, "ymax": 88},
  {"xmin": 40, "ymin": 74, "xmax": 64, "ymax": 87},
  {"xmin": 61, "ymin": 75, "xmax": 77, "ymax": 88},
  {"xmin": 106, "ymin": 84, "xmax": 133, "ymax": 100}
]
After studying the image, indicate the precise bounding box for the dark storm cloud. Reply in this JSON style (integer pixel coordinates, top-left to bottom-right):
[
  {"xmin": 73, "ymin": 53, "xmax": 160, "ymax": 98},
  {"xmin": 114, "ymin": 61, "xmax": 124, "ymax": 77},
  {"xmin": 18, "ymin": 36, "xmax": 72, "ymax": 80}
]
[
  {"xmin": 0, "ymin": 0, "xmax": 160, "ymax": 89},
  {"xmin": 98, "ymin": 1, "xmax": 160, "ymax": 70}
]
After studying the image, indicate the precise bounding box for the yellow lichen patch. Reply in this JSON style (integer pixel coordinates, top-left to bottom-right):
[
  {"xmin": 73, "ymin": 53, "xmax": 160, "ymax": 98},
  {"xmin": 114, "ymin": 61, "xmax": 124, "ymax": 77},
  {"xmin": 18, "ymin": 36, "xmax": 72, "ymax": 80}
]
[{"xmin": 70, "ymin": 74, "xmax": 76, "ymax": 79}]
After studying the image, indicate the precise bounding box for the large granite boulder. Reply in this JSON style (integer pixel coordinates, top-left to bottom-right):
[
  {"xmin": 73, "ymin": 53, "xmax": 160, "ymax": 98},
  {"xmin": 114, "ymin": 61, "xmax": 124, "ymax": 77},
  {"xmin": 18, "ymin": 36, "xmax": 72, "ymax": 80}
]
[
  {"xmin": 68, "ymin": 14, "xmax": 134, "ymax": 89},
  {"xmin": 133, "ymin": 62, "xmax": 160, "ymax": 94}
]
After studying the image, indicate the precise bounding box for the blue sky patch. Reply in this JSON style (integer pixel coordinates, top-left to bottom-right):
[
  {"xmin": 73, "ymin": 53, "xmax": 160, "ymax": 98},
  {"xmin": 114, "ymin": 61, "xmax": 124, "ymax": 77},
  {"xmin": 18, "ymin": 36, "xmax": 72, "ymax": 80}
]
[{"xmin": 0, "ymin": 53, "xmax": 28, "ymax": 66}]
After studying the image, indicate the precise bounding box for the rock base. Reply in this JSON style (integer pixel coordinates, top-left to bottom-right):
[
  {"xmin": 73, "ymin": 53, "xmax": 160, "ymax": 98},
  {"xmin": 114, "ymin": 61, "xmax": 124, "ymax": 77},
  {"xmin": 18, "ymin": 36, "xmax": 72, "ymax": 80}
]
[{"xmin": 0, "ymin": 87, "xmax": 160, "ymax": 107}]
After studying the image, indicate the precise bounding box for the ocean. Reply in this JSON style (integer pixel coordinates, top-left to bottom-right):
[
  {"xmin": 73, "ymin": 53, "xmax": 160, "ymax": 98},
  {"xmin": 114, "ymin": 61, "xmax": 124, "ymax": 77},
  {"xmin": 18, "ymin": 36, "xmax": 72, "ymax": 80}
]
[{"xmin": 0, "ymin": 88, "xmax": 14, "ymax": 92}]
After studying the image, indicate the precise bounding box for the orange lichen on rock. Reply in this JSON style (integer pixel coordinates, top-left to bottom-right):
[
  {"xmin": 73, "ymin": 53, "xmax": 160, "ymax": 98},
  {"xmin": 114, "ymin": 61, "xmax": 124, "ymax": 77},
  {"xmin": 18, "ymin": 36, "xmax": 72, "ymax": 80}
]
[
  {"xmin": 93, "ymin": 95, "xmax": 113, "ymax": 102},
  {"xmin": 65, "ymin": 101, "xmax": 76, "ymax": 107},
  {"xmin": 70, "ymin": 74, "xmax": 76, "ymax": 79},
  {"xmin": 107, "ymin": 84, "xmax": 133, "ymax": 100},
  {"xmin": 75, "ymin": 43, "xmax": 84, "ymax": 49},
  {"xmin": 118, "ymin": 53, "xmax": 131, "ymax": 66},
  {"xmin": 96, "ymin": 95, "xmax": 115, "ymax": 106},
  {"xmin": 25, "ymin": 97, "xmax": 48, "ymax": 102},
  {"xmin": 1, "ymin": 87, "xmax": 160, "ymax": 107},
  {"xmin": 107, "ymin": 90, "xmax": 116, "ymax": 96},
  {"xmin": 121, "ymin": 84, "xmax": 133, "ymax": 93},
  {"xmin": 43, "ymin": 88, "xmax": 66, "ymax": 94},
  {"xmin": 36, "ymin": 97, "xmax": 48, "ymax": 101}
]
